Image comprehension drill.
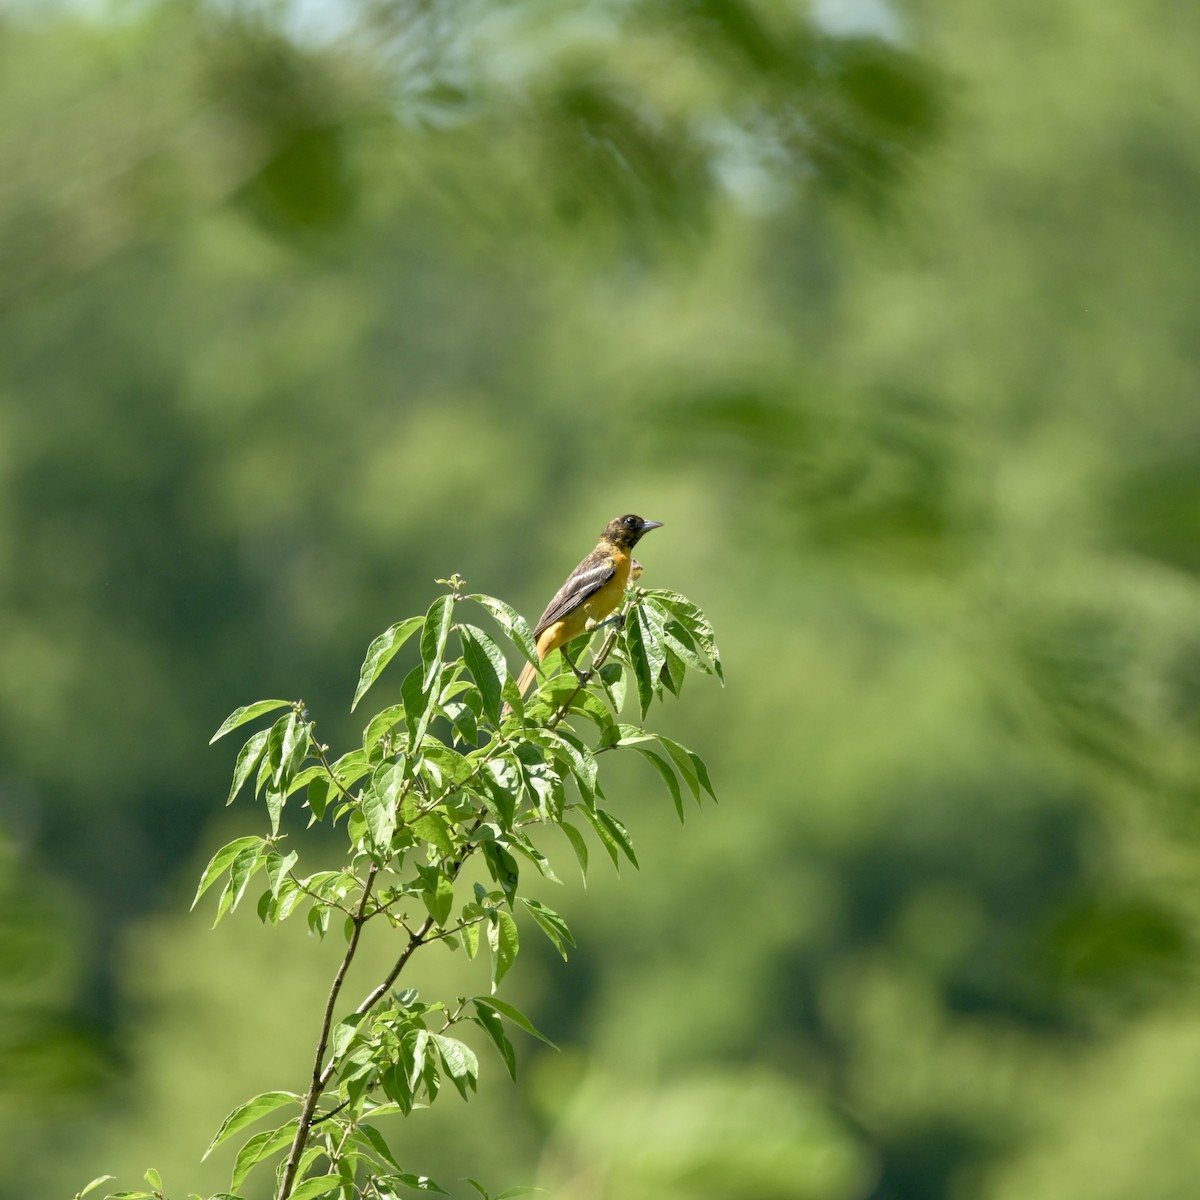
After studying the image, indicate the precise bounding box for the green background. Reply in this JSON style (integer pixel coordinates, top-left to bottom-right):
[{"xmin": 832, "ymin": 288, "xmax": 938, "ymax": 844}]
[{"xmin": 3, "ymin": 0, "xmax": 1200, "ymax": 1197}]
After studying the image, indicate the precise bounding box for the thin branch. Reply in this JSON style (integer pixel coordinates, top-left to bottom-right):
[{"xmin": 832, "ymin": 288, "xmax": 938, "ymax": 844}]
[
  {"xmin": 276, "ymin": 861, "xmax": 379, "ymax": 1200},
  {"xmin": 546, "ymin": 615, "xmax": 626, "ymax": 731}
]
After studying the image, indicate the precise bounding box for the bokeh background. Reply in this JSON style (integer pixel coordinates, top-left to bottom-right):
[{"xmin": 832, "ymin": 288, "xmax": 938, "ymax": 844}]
[{"xmin": 3, "ymin": 0, "xmax": 1200, "ymax": 1197}]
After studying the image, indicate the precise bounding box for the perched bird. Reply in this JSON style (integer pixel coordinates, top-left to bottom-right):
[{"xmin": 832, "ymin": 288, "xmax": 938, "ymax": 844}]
[{"xmin": 515, "ymin": 513, "xmax": 663, "ymax": 700}]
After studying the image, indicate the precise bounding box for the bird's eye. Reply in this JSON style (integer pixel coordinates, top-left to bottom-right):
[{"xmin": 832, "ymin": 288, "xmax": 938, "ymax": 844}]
[{"xmin": 624, "ymin": 516, "xmax": 637, "ymax": 527}]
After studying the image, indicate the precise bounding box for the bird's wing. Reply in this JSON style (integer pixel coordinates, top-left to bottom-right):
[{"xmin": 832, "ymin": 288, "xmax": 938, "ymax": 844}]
[{"xmin": 533, "ymin": 552, "xmax": 616, "ymax": 637}]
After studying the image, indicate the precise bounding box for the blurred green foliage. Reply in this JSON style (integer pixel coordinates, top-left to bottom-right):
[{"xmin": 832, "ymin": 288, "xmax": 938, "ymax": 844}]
[{"xmin": 1, "ymin": 0, "xmax": 1199, "ymax": 1197}]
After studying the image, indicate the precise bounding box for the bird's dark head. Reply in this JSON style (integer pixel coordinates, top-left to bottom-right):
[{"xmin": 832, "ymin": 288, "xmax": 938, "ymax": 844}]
[{"xmin": 602, "ymin": 513, "xmax": 664, "ymax": 551}]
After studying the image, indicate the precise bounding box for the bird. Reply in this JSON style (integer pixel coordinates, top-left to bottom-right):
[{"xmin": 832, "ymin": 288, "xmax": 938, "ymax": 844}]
[{"xmin": 514, "ymin": 513, "xmax": 663, "ymax": 701}]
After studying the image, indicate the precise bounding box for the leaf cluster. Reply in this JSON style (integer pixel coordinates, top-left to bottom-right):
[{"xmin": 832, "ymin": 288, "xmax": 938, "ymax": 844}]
[{"xmin": 110, "ymin": 581, "xmax": 719, "ymax": 1200}]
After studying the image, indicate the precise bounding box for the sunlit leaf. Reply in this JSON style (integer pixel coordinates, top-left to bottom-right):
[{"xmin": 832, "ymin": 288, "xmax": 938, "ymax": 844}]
[
  {"xmin": 210, "ymin": 699, "xmax": 292, "ymax": 744},
  {"xmin": 352, "ymin": 616, "xmax": 424, "ymax": 711},
  {"xmin": 469, "ymin": 594, "xmax": 539, "ymax": 665},
  {"xmin": 472, "ymin": 996, "xmax": 556, "ymax": 1048},
  {"xmin": 421, "ymin": 594, "xmax": 454, "ymax": 692},
  {"xmin": 192, "ymin": 836, "xmax": 263, "ymax": 910},
  {"xmin": 519, "ymin": 897, "xmax": 574, "ymax": 959},
  {"xmin": 488, "ymin": 910, "xmax": 519, "ymax": 990},
  {"xmin": 202, "ymin": 1090, "xmax": 298, "ymax": 1160},
  {"xmin": 459, "ymin": 622, "xmax": 509, "ymax": 725}
]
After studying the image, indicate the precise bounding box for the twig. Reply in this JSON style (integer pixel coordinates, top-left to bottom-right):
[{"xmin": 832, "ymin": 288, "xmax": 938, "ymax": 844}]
[{"xmin": 276, "ymin": 862, "xmax": 378, "ymax": 1200}]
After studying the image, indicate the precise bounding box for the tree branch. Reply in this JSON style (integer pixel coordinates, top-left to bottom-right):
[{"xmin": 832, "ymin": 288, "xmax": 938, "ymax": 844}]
[{"xmin": 276, "ymin": 862, "xmax": 379, "ymax": 1200}]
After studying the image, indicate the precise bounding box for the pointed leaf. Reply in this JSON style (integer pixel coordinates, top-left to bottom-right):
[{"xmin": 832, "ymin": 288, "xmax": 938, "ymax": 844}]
[
  {"xmin": 211, "ymin": 699, "xmax": 292, "ymax": 744},
  {"xmin": 623, "ymin": 606, "xmax": 656, "ymax": 718},
  {"xmin": 352, "ymin": 616, "xmax": 424, "ymax": 711},
  {"xmin": 364, "ymin": 760, "xmax": 405, "ymax": 850},
  {"xmin": 560, "ymin": 821, "xmax": 589, "ymax": 881},
  {"xmin": 202, "ymin": 1091, "xmax": 298, "ymax": 1160},
  {"xmin": 227, "ymin": 728, "xmax": 270, "ymax": 805},
  {"xmin": 191, "ymin": 836, "xmax": 263, "ymax": 910},
  {"xmin": 76, "ymin": 1177, "xmax": 116, "ymax": 1199},
  {"xmin": 287, "ymin": 1174, "xmax": 343, "ymax": 1200},
  {"xmin": 420, "ymin": 594, "xmax": 454, "ymax": 692},
  {"xmin": 519, "ymin": 897, "xmax": 575, "ymax": 960},
  {"xmin": 597, "ymin": 808, "xmax": 639, "ymax": 868},
  {"xmin": 468, "ymin": 594, "xmax": 539, "ymax": 665},
  {"xmin": 459, "ymin": 623, "xmax": 508, "ymax": 725},
  {"xmin": 472, "ymin": 996, "xmax": 557, "ymax": 1048},
  {"xmin": 488, "ymin": 910, "xmax": 519, "ymax": 990},
  {"xmin": 632, "ymin": 745, "xmax": 684, "ymax": 820},
  {"xmin": 471, "ymin": 1005, "xmax": 517, "ymax": 1081},
  {"xmin": 231, "ymin": 1119, "xmax": 298, "ymax": 1191}
]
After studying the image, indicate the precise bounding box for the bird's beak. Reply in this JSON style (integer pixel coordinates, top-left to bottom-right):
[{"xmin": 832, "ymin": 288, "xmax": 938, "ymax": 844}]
[{"xmin": 641, "ymin": 520, "xmax": 664, "ymax": 531}]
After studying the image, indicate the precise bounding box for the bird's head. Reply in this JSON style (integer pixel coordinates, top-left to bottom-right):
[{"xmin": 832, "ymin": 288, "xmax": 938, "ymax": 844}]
[{"xmin": 602, "ymin": 513, "xmax": 664, "ymax": 551}]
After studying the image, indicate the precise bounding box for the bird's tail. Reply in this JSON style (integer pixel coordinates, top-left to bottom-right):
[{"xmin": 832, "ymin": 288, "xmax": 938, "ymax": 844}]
[
  {"xmin": 502, "ymin": 656, "xmax": 542, "ymax": 717},
  {"xmin": 516, "ymin": 659, "xmax": 539, "ymax": 698}
]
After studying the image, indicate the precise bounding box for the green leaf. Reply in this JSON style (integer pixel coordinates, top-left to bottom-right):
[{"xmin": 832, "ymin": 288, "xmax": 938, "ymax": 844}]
[
  {"xmin": 533, "ymin": 728, "xmax": 597, "ymax": 803},
  {"xmin": 459, "ymin": 623, "xmax": 509, "ymax": 725},
  {"xmin": 265, "ymin": 850, "xmax": 299, "ymax": 899},
  {"xmin": 264, "ymin": 784, "xmax": 284, "ymax": 838},
  {"xmin": 355, "ymin": 1122, "xmax": 403, "ymax": 1172},
  {"xmin": 597, "ymin": 808, "xmax": 639, "ymax": 869},
  {"xmin": 272, "ymin": 711, "xmax": 307, "ymax": 790},
  {"xmin": 642, "ymin": 589, "xmax": 723, "ymax": 681},
  {"xmin": 506, "ymin": 830, "xmax": 561, "ymax": 883},
  {"xmin": 377, "ymin": 1171, "xmax": 448, "ymax": 1194},
  {"xmin": 636, "ymin": 604, "xmax": 666, "ymax": 705},
  {"xmin": 519, "ymin": 897, "xmax": 575, "ymax": 960},
  {"xmin": 560, "ymin": 821, "xmax": 589, "ymax": 881},
  {"xmin": 412, "ymin": 811, "xmax": 455, "ymax": 857},
  {"xmin": 287, "ymin": 1174, "xmax": 343, "ymax": 1200},
  {"xmin": 564, "ymin": 687, "xmax": 616, "ymax": 733},
  {"xmin": 329, "ymin": 1012, "xmax": 368, "ymax": 1061},
  {"xmin": 364, "ymin": 760, "xmax": 405, "ymax": 850},
  {"xmin": 353, "ymin": 616, "xmax": 425, "ymax": 711},
  {"xmin": 480, "ymin": 757, "xmax": 519, "ymax": 828},
  {"xmin": 488, "ymin": 910, "xmax": 519, "ymax": 990},
  {"xmin": 421, "ymin": 594, "xmax": 454, "ymax": 692},
  {"xmin": 407, "ymin": 1028, "xmax": 430, "ymax": 1090},
  {"xmin": 364, "ymin": 702, "xmax": 407, "ymax": 753},
  {"xmin": 402, "ymin": 664, "xmax": 436, "ymax": 750},
  {"xmin": 210, "ymin": 699, "xmax": 292, "ymax": 744},
  {"xmin": 75, "ymin": 1176, "xmax": 116, "ymax": 1199},
  {"xmin": 191, "ymin": 836, "xmax": 263, "ymax": 910},
  {"xmin": 471, "ymin": 1004, "xmax": 517, "ymax": 1081},
  {"xmin": 472, "ymin": 996, "xmax": 557, "ymax": 1048},
  {"xmin": 658, "ymin": 614, "xmax": 710, "ymax": 674},
  {"xmin": 422, "ymin": 872, "xmax": 455, "ymax": 927},
  {"xmin": 444, "ymin": 699, "xmax": 479, "ymax": 745},
  {"xmin": 227, "ymin": 728, "xmax": 269, "ymax": 806},
  {"xmin": 306, "ymin": 774, "xmax": 331, "ymax": 822},
  {"xmin": 307, "ymin": 904, "xmax": 330, "ymax": 939},
  {"xmin": 215, "ymin": 844, "xmax": 267, "ymax": 922},
  {"xmin": 202, "ymin": 1090, "xmax": 298, "ymax": 1160},
  {"xmin": 632, "ymin": 745, "xmax": 684, "ymax": 820},
  {"xmin": 468, "ymin": 594, "xmax": 539, "ymax": 665},
  {"xmin": 577, "ymin": 806, "xmax": 638, "ymax": 871},
  {"xmin": 231, "ymin": 1119, "xmax": 298, "ymax": 1191},
  {"xmin": 656, "ymin": 734, "xmax": 717, "ymax": 802},
  {"xmin": 482, "ymin": 841, "xmax": 520, "ymax": 904},
  {"xmin": 624, "ymin": 605, "xmax": 656, "ymax": 719},
  {"xmin": 432, "ymin": 1033, "xmax": 479, "ymax": 1096},
  {"xmin": 462, "ymin": 914, "xmax": 481, "ymax": 960}
]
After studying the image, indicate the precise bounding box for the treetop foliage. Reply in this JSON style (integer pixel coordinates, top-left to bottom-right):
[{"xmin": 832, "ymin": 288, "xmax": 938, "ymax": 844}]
[{"xmin": 100, "ymin": 579, "xmax": 720, "ymax": 1200}]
